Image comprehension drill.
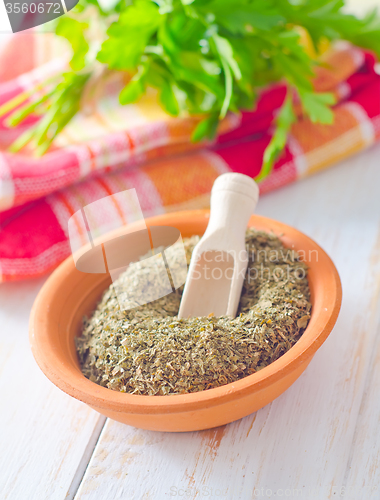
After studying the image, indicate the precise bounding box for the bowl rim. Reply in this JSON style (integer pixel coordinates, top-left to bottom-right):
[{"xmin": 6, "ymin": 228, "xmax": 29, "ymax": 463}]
[{"xmin": 29, "ymin": 210, "xmax": 342, "ymax": 414}]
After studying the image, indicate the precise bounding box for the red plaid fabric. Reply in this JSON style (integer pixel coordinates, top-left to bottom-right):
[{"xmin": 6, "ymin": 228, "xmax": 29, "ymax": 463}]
[{"xmin": 0, "ymin": 35, "xmax": 379, "ymax": 281}]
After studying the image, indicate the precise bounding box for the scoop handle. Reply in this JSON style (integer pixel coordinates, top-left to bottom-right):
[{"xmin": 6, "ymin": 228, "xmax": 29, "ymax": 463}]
[{"xmin": 203, "ymin": 173, "xmax": 259, "ymax": 249}]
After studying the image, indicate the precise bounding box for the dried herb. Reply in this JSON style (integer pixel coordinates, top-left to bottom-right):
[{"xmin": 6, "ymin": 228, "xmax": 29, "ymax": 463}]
[{"xmin": 76, "ymin": 229, "xmax": 311, "ymax": 395}]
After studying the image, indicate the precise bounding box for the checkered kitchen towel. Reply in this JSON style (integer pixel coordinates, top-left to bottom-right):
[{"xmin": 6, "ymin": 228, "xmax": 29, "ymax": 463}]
[{"xmin": 0, "ymin": 33, "xmax": 379, "ymax": 281}]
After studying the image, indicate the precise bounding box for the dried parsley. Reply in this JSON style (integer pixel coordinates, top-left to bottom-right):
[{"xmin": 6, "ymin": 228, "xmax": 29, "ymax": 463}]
[{"xmin": 76, "ymin": 229, "xmax": 311, "ymax": 395}]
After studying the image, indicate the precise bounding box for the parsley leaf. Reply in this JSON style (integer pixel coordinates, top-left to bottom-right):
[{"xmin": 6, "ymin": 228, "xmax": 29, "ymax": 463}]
[
  {"xmin": 299, "ymin": 90, "xmax": 336, "ymax": 123},
  {"xmin": 55, "ymin": 17, "xmax": 89, "ymax": 71},
  {"xmin": 255, "ymin": 92, "xmax": 296, "ymax": 183},
  {"xmin": 5, "ymin": 0, "xmax": 380, "ymax": 180}
]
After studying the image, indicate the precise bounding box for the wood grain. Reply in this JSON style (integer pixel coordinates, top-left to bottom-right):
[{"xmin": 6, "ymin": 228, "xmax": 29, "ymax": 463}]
[{"xmin": 0, "ymin": 278, "xmax": 106, "ymax": 500}]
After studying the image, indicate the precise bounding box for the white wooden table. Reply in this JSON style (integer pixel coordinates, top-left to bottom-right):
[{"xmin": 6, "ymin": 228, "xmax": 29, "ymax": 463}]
[
  {"xmin": 1, "ymin": 141, "xmax": 379, "ymax": 500},
  {"xmin": 1, "ymin": 0, "xmax": 380, "ymax": 495}
]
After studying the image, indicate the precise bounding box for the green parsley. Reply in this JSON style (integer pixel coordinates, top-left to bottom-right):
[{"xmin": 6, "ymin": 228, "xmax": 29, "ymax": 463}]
[{"xmin": 1, "ymin": 0, "xmax": 380, "ymax": 180}]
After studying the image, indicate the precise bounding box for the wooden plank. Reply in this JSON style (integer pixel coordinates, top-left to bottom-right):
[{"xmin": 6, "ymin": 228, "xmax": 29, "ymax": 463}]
[
  {"xmin": 342, "ymin": 235, "xmax": 380, "ymax": 499},
  {"xmin": 0, "ymin": 278, "xmax": 106, "ymax": 500},
  {"xmin": 74, "ymin": 145, "xmax": 380, "ymax": 500}
]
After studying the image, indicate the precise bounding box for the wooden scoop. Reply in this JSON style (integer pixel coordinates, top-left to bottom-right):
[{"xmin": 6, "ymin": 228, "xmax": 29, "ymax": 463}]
[{"xmin": 178, "ymin": 173, "xmax": 259, "ymax": 319}]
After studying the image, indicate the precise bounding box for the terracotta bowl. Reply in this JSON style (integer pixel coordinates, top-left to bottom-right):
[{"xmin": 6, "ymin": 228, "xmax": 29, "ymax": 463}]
[{"xmin": 29, "ymin": 210, "xmax": 342, "ymax": 432}]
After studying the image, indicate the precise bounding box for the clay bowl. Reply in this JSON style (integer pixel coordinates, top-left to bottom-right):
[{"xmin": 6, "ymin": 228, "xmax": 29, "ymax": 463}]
[{"xmin": 30, "ymin": 210, "xmax": 342, "ymax": 432}]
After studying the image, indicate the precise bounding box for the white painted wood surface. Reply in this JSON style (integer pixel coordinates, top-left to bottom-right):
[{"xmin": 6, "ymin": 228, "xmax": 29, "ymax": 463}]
[
  {"xmin": 1, "ymin": 1, "xmax": 380, "ymax": 495},
  {"xmin": 0, "ymin": 278, "xmax": 107, "ymax": 500},
  {"xmin": 1, "ymin": 143, "xmax": 379, "ymax": 500}
]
